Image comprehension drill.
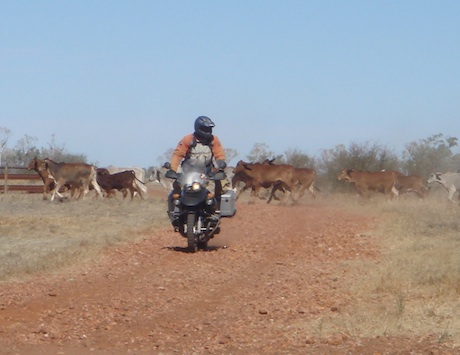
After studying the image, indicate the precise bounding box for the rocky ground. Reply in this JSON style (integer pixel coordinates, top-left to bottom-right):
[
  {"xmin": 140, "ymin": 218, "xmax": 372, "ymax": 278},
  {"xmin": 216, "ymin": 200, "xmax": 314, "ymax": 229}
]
[{"xmin": 0, "ymin": 195, "xmax": 457, "ymax": 354}]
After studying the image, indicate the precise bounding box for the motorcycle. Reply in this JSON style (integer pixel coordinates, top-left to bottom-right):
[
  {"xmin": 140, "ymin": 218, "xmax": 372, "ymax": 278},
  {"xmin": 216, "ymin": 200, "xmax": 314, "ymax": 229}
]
[{"xmin": 164, "ymin": 160, "xmax": 228, "ymax": 252}]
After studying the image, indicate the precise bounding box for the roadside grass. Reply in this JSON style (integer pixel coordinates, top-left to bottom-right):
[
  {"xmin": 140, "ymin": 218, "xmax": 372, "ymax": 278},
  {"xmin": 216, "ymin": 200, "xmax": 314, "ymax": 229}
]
[
  {"xmin": 0, "ymin": 189, "xmax": 170, "ymax": 281},
  {"xmin": 313, "ymin": 191, "xmax": 460, "ymax": 346}
]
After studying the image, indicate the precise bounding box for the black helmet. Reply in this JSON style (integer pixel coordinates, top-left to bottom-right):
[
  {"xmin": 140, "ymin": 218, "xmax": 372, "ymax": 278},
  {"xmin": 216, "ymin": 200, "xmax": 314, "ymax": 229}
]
[{"xmin": 194, "ymin": 116, "xmax": 215, "ymax": 142}]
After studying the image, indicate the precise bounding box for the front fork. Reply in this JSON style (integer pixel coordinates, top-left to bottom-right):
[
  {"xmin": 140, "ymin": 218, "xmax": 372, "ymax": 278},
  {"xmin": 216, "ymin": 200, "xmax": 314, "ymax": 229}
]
[{"xmin": 168, "ymin": 191, "xmax": 219, "ymax": 236}]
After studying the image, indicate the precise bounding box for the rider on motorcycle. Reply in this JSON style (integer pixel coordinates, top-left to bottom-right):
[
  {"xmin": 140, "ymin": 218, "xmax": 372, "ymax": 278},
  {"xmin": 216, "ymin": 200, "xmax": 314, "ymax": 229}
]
[{"xmin": 167, "ymin": 116, "xmax": 227, "ymax": 224}]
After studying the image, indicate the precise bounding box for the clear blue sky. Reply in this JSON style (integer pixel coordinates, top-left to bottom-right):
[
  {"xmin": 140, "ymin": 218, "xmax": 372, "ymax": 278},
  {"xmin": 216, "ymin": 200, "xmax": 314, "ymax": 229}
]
[{"xmin": 1, "ymin": 1, "xmax": 459, "ymax": 167}]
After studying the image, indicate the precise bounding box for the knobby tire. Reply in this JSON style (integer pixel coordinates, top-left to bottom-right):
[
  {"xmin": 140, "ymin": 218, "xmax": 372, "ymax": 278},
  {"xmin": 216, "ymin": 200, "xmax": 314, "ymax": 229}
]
[{"xmin": 186, "ymin": 212, "xmax": 197, "ymax": 253}]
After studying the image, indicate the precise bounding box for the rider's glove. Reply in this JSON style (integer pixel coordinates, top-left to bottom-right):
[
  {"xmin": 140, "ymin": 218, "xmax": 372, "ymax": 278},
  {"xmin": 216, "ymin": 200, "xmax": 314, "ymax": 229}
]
[
  {"xmin": 216, "ymin": 160, "xmax": 227, "ymax": 169},
  {"xmin": 165, "ymin": 169, "xmax": 177, "ymax": 179}
]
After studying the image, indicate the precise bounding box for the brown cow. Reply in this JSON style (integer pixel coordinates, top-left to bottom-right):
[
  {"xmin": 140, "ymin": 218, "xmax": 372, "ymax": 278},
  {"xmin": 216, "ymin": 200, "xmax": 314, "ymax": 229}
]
[
  {"xmin": 232, "ymin": 159, "xmax": 287, "ymax": 201},
  {"xmin": 44, "ymin": 158, "xmax": 103, "ymax": 201},
  {"xmin": 106, "ymin": 165, "xmax": 147, "ymax": 199},
  {"xmin": 232, "ymin": 169, "xmax": 276, "ymax": 201},
  {"xmin": 96, "ymin": 168, "xmax": 145, "ymax": 200},
  {"xmin": 292, "ymin": 167, "xmax": 317, "ymax": 199},
  {"xmin": 232, "ymin": 160, "xmax": 298, "ymax": 204},
  {"xmin": 256, "ymin": 160, "xmax": 318, "ymax": 203},
  {"xmin": 27, "ymin": 157, "xmax": 58, "ymax": 200},
  {"xmin": 27, "ymin": 157, "xmax": 79, "ymax": 200},
  {"xmin": 264, "ymin": 167, "xmax": 317, "ymax": 203},
  {"xmin": 394, "ymin": 174, "xmax": 428, "ymax": 198},
  {"xmin": 337, "ymin": 169, "xmax": 398, "ymax": 199}
]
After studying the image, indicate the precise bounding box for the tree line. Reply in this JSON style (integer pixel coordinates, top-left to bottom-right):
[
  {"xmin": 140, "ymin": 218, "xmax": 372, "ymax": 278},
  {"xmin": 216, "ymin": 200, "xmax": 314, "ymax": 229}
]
[{"xmin": 0, "ymin": 127, "xmax": 86, "ymax": 167}]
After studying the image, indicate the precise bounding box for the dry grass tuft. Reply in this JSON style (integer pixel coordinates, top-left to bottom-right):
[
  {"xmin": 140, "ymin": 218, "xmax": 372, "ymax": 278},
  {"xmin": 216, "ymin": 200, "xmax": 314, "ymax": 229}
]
[
  {"xmin": 314, "ymin": 192, "xmax": 460, "ymax": 345},
  {"xmin": 0, "ymin": 191, "xmax": 170, "ymax": 281}
]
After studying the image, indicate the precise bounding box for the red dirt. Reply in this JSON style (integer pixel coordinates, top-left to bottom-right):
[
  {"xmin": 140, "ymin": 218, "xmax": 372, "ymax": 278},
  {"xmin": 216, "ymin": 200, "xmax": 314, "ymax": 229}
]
[{"xmin": 0, "ymin": 199, "xmax": 456, "ymax": 354}]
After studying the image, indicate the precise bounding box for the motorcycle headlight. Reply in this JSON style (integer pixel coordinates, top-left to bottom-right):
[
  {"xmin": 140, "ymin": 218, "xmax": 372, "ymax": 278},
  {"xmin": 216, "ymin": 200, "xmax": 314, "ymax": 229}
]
[{"xmin": 187, "ymin": 182, "xmax": 202, "ymax": 192}]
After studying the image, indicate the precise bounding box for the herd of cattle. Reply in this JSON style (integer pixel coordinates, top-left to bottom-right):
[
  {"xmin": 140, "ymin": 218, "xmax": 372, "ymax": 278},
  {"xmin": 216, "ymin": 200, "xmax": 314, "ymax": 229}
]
[
  {"xmin": 153, "ymin": 159, "xmax": 460, "ymax": 204},
  {"xmin": 337, "ymin": 169, "xmax": 460, "ymax": 203},
  {"xmin": 25, "ymin": 157, "xmax": 460, "ymax": 204},
  {"xmin": 27, "ymin": 158, "xmax": 147, "ymax": 201}
]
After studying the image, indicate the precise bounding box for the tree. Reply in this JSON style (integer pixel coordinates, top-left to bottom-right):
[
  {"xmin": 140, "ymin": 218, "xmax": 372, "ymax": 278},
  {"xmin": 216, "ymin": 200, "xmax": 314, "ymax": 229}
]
[
  {"xmin": 156, "ymin": 148, "xmax": 175, "ymax": 167},
  {"xmin": 9, "ymin": 135, "xmax": 40, "ymax": 166},
  {"xmin": 0, "ymin": 126, "xmax": 11, "ymax": 166},
  {"xmin": 283, "ymin": 148, "xmax": 316, "ymax": 169},
  {"xmin": 246, "ymin": 143, "xmax": 274, "ymax": 163},
  {"xmin": 40, "ymin": 134, "xmax": 87, "ymax": 163},
  {"xmin": 402, "ymin": 134, "xmax": 458, "ymax": 176},
  {"xmin": 224, "ymin": 148, "xmax": 239, "ymax": 165}
]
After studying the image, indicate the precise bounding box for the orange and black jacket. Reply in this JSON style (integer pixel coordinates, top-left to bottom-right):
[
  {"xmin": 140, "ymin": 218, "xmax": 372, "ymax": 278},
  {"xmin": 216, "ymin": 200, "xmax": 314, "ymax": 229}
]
[{"xmin": 170, "ymin": 133, "xmax": 226, "ymax": 172}]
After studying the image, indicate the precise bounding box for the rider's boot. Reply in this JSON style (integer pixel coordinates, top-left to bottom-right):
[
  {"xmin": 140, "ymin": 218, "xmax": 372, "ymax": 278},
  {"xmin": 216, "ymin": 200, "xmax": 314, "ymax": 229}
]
[{"xmin": 168, "ymin": 193, "xmax": 180, "ymax": 229}]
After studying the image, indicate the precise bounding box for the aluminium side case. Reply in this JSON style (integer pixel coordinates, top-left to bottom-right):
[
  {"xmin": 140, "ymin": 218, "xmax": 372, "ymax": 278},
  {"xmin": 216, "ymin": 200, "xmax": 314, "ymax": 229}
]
[{"xmin": 220, "ymin": 189, "xmax": 236, "ymax": 217}]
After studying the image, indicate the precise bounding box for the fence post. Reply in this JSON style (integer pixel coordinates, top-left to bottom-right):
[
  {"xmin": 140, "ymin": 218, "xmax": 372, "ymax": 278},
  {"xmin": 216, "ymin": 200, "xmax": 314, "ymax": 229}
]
[{"xmin": 3, "ymin": 164, "xmax": 8, "ymax": 194}]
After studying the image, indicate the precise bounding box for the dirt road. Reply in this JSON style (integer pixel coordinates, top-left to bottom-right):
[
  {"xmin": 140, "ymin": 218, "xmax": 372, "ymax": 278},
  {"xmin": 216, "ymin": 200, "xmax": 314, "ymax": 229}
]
[{"xmin": 0, "ymin": 201, "xmax": 455, "ymax": 354}]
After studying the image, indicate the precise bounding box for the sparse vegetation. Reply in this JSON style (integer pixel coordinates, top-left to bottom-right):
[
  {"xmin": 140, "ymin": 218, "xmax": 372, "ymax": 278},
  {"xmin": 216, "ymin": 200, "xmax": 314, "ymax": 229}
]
[
  {"xmin": 0, "ymin": 191, "xmax": 170, "ymax": 281},
  {"xmin": 306, "ymin": 193, "xmax": 460, "ymax": 343}
]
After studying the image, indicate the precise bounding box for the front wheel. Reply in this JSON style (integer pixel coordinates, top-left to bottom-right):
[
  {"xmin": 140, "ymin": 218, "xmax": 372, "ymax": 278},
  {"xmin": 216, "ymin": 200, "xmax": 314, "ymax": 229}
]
[
  {"xmin": 197, "ymin": 241, "xmax": 208, "ymax": 250},
  {"xmin": 186, "ymin": 212, "xmax": 197, "ymax": 253}
]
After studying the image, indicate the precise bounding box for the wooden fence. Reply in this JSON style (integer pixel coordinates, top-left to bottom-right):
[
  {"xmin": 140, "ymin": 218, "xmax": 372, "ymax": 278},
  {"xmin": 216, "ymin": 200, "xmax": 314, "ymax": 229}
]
[{"xmin": 0, "ymin": 166, "xmax": 43, "ymax": 194}]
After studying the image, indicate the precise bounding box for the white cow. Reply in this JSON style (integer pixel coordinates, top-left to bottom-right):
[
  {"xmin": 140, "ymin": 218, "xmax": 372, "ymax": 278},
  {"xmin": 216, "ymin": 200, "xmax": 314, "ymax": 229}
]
[
  {"xmin": 427, "ymin": 172, "xmax": 460, "ymax": 203},
  {"xmin": 106, "ymin": 165, "xmax": 147, "ymax": 198},
  {"xmin": 149, "ymin": 166, "xmax": 175, "ymax": 191}
]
